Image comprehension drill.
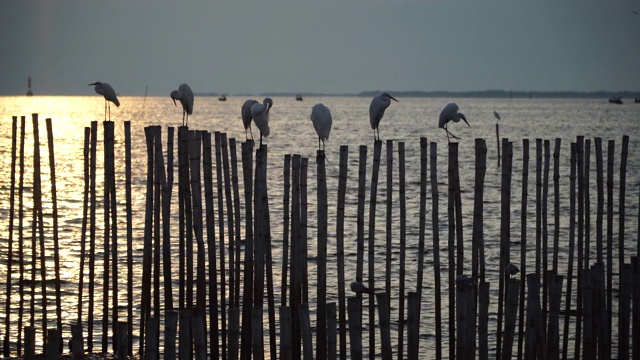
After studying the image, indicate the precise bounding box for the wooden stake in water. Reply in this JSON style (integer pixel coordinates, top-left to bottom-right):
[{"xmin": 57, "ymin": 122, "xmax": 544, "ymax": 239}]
[
  {"xmin": 595, "ymin": 138, "xmax": 604, "ymax": 264},
  {"xmin": 368, "ymin": 140, "xmax": 383, "ymax": 359},
  {"xmin": 316, "ymin": 149, "xmax": 328, "ymax": 359},
  {"xmin": 429, "ymin": 141, "xmax": 442, "ymax": 359},
  {"xmin": 561, "ymin": 142, "xmax": 577, "ymax": 360},
  {"xmin": 229, "ymin": 138, "xmax": 242, "ymax": 308},
  {"xmin": 502, "ymin": 278, "xmax": 520, "ymax": 360},
  {"xmin": 606, "ymin": 139, "xmax": 614, "ymax": 344},
  {"xmin": 140, "ymin": 126, "xmax": 155, "ymax": 355},
  {"xmin": 517, "ymin": 139, "xmax": 529, "ymax": 360},
  {"xmin": 77, "ymin": 127, "xmax": 90, "ymax": 324},
  {"xmin": 3, "ymin": 116, "xmax": 17, "ymax": 357},
  {"xmin": 17, "ymin": 116, "xmax": 26, "ymax": 356},
  {"xmin": 447, "ymin": 142, "xmax": 458, "ymax": 359},
  {"xmin": 348, "ymin": 297, "xmax": 363, "ymax": 360},
  {"xmin": 290, "ymin": 154, "xmax": 303, "ymax": 359},
  {"xmin": 336, "ymin": 146, "xmax": 348, "ymax": 359},
  {"xmin": 417, "ymin": 138, "xmax": 428, "ymax": 297},
  {"xmin": 575, "ymin": 136, "xmax": 585, "ymax": 360},
  {"xmin": 398, "ymin": 141, "xmax": 407, "ymax": 360},
  {"xmin": 496, "ymin": 139, "xmax": 513, "ymax": 360},
  {"xmin": 214, "ymin": 132, "xmax": 227, "ymax": 356},
  {"xmin": 221, "ymin": 134, "xmax": 236, "ymax": 311},
  {"xmin": 618, "ymin": 135, "xmax": 629, "ymax": 293},
  {"xmin": 240, "ymin": 141, "xmax": 254, "ymax": 359},
  {"xmin": 202, "ymin": 132, "xmax": 219, "ymax": 358},
  {"xmin": 125, "ymin": 121, "xmax": 134, "ymax": 355},
  {"xmin": 545, "ymin": 273, "xmax": 563, "ymax": 360},
  {"xmin": 542, "ymin": 139, "xmax": 551, "ymax": 328},
  {"xmin": 301, "ymin": 157, "xmax": 309, "ymax": 303},
  {"xmin": 356, "ymin": 145, "xmax": 367, "ymax": 291},
  {"xmin": 88, "ymin": 120, "xmax": 98, "ymax": 352},
  {"xmin": 385, "ymin": 140, "xmax": 393, "ymax": 311},
  {"xmin": 406, "ymin": 292, "xmax": 420, "ymax": 360},
  {"xmin": 162, "ymin": 127, "xmax": 175, "ymax": 311},
  {"xmin": 496, "ymin": 123, "xmax": 501, "ymax": 167},
  {"xmin": 552, "ymin": 139, "xmax": 561, "ymax": 274},
  {"xmin": 282, "ymin": 154, "xmax": 291, "ymax": 306}
]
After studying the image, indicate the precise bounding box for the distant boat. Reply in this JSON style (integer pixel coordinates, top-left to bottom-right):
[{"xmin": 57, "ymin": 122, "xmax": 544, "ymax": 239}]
[
  {"xmin": 635, "ymin": 97, "xmax": 640, "ymax": 103},
  {"xmin": 296, "ymin": 93, "xmax": 303, "ymax": 101},
  {"xmin": 218, "ymin": 95, "xmax": 227, "ymax": 101},
  {"xmin": 26, "ymin": 76, "xmax": 33, "ymax": 96},
  {"xmin": 609, "ymin": 96, "xmax": 623, "ymax": 104}
]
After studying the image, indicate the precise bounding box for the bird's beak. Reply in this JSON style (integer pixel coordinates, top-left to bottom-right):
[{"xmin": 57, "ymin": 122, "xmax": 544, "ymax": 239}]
[
  {"xmin": 390, "ymin": 95, "xmax": 399, "ymax": 102},
  {"xmin": 172, "ymin": 98, "xmax": 177, "ymax": 107},
  {"xmin": 88, "ymin": 82, "xmax": 98, "ymax": 86},
  {"xmin": 464, "ymin": 119, "xmax": 470, "ymax": 127}
]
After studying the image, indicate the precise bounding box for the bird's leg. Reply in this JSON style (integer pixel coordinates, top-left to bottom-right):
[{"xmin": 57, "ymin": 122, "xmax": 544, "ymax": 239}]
[{"xmin": 108, "ymin": 102, "xmax": 111, "ymax": 121}]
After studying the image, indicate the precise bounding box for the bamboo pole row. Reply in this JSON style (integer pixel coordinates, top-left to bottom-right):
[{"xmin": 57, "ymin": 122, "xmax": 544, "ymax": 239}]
[{"xmin": 1, "ymin": 121, "xmax": 639, "ymax": 359}]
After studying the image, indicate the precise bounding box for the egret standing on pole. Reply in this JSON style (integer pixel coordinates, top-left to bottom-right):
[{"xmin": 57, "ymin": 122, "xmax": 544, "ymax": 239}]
[
  {"xmin": 170, "ymin": 83, "xmax": 194, "ymax": 127},
  {"xmin": 241, "ymin": 99, "xmax": 258, "ymax": 142},
  {"xmin": 369, "ymin": 92, "xmax": 398, "ymax": 142},
  {"xmin": 89, "ymin": 82, "xmax": 120, "ymax": 121},
  {"xmin": 310, "ymin": 103, "xmax": 332, "ymax": 152},
  {"xmin": 438, "ymin": 102, "xmax": 469, "ymax": 143},
  {"xmin": 251, "ymin": 97, "xmax": 273, "ymax": 146}
]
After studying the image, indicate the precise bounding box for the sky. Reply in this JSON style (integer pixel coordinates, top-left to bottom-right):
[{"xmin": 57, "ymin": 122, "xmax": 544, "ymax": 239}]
[{"xmin": 1, "ymin": 0, "xmax": 639, "ymax": 96}]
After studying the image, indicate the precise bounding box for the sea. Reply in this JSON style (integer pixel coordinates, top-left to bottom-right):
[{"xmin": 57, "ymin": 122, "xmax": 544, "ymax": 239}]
[{"xmin": 0, "ymin": 95, "xmax": 639, "ymax": 358}]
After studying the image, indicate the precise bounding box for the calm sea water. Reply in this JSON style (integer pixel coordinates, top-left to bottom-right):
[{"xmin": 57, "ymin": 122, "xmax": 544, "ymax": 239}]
[{"xmin": 0, "ymin": 95, "xmax": 639, "ymax": 358}]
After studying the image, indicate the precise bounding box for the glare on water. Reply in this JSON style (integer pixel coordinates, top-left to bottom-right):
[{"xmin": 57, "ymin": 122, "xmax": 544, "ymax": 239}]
[{"xmin": 0, "ymin": 95, "xmax": 639, "ymax": 357}]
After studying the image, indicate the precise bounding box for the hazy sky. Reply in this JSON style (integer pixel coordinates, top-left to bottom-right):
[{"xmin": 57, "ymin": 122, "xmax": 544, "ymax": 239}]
[{"xmin": 1, "ymin": 0, "xmax": 639, "ymax": 96}]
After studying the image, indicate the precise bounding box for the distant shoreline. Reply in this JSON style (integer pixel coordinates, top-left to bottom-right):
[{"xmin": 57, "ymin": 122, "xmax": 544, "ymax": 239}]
[{"xmin": 197, "ymin": 90, "xmax": 640, "ymax": 99}]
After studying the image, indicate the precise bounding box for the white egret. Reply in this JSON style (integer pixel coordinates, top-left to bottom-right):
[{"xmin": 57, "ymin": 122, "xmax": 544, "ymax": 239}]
[
  {"xmin": 369, "ymin": 92, "xmax": 398, "ymax": 142},
  {"xmin": 494, "ymin": 110, "xmax": 501, "ymax": 121},
  {"xmin": 89, "ymin": 82, "xmax": 120, "ymax": 121},
  {"xmin": 310, "ymin": 103, "xmax": 332, "ymax": 152},
  {"xmin": 241, "ymin": 99, "xmax": 258, "ymax": 142},
  {"xmin": 170, "ymin": 83, "xmax": 194, "ymax": 127},
  {"xmin": 251, "ymin": 98, "xmax": 273, "ymax": 146},
  {"xmin": 438, "ymin": 102, "xmax": 469, "ymax": 143}
]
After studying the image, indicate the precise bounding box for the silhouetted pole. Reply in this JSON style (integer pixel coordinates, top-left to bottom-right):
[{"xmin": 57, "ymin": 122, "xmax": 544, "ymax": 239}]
[
  {"xmin": 385, "ymin": 140, "xmax": 393, "ymax": 311},
  {"xmin": 125, "ymin": 121, "xmax": 134, "ymax": 356},
  {"xmin": 17, "ymin": 116, "xmax": 26, "ymax": 356},
  {"xmin": 368, "ymin": 140, "xmax": 382, "ymax": 359},
  {"xmin": 88, "ymin": 120, "xmax": 98, "ymax": 352},
  {"xmin": 496, "ymin": 139, "xmax": 513, "ymax": 360},
  {"xmin": 3, "ymin": 116, "xmax": 17, "ymax": 357},
  {"xmin": 562, "ymin": 142, "xmax": 577, "ymax": 360},
  {"xmin": 430, "ymin": 141, "xmax": 442, "ymax": 359},
  {"xmin": 239, "ymin": 141, "xmax": 254, "ymax": 359},
  {"xmin": 516, "ymin": 139, "xmax": 529, "ymax": 360},
  {"xmin": 398, "ymin": 141, "xmax": 407, "ymax": 360},
  {"xmin": 336, "ymin": 146, "xmax": 349, "ymax": 359},
  {"xmin": 316, "ymin": 149, "xmax": 328, "ymax": 359}
]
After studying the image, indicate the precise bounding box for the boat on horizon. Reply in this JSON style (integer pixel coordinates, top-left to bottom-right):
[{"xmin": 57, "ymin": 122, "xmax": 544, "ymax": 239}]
[
  {"xmin": 296, "ymin": 93, "xmax": 303, "ymax": 101},
  {"xmin": 609, "ymin": 96, "xmax": 623, "ymax": 104},
  {"xmin": 218, "ymin": 94, "xmax": 227, "ymax": 101}
]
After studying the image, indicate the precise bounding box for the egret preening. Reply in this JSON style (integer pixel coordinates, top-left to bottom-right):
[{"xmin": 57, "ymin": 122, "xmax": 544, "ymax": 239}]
[
  {"xmin": 251, "ymin": 98, "xmax": 273, "ymax": 146},
  {"xmin": 170, "ymin": 83, "xmax": 194, "ymax": 127},
  {"xmin": 241, "ymin": 99, "xmax": 258, "ymax": 142},
  {"xmin": 369, "ymin": 92, "xmax": 398, "ymax": 142},
  {"xmin": 438, "ymin": 102, "xmax": 469, "ymax": 143},
  {"xmin": 494, "ymin": 110, "xmax": 501, "ymax": 121},
  {"xmin": 310, "ymin": 103, "xmax": 332, "ymax": 152},
  {"xmin": 89, "ymin": 82, "xmax": 120, "ymax": 121}
]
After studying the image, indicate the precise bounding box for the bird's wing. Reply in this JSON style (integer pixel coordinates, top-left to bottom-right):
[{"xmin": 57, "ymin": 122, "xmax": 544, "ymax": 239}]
[
  {"xmin": 179, "ymin": 84, "xmax": 194, "ymax": 114},
  {"xmin": 242, "ymin": 100, "xmax": 258, "ymax": 128},
  {"xmin": 369, "ymin": 97, "xmax": 385, "ymax": 129},
  {"xmin": 102, "ymin": 83, "xmax": 120, "ymax": 107}
]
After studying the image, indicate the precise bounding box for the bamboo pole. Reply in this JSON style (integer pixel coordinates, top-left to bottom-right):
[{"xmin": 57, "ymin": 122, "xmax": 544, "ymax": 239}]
[
  {"xmin": 516, "ymin": 139, "xmax": 529, "ymax": 360},
  {"xmin": 45, "ymin": 119, "xmax": 63, "ymax": 352},
  {"xmin": 447, "ymin": 142, "xmax": 457, "ymax": 360},
  {"xmin": 452, "ymin": 142, "xmax": 464, "ymax": 278},
  {"xmin": 165, "ymin": 310, "xmax": 178, "ymax": 360},
  {"xmin": 524, "ymin": 274, "xmax": 545, "ymax": 360},
  {"xmin": 478, "ymin": 281, "xmax": 490, "ymax": 360},
  {"xmin": 24, "ymin": 326, "xmax": 35, "ymax": 360},
  {"xmin": 88, "ymin": 120, "xmax": 97, "ymax": 352},
  {"xmin": 240, "ymin": 141, "xmax": 254, "ymax": 359},
  {"xmin": 595, "ymin": 138, "xmax": 604, "ymax": 264},
  {"xmin": 33, "ymin": 114, "xmax": 49, "ymax": 349},
  {"xmin": 631, "ymin": 257, "xmax": 639, "ymax": 358},
  {"xmin": 406, "ymin": 292, "xmax": 420, "ymax": 360},
  {"xmin": 3, "ymin": 116, "xmax": 17, "ymax": 357},
  {"xmin": 356, "ymin": 145, "xmax": 367, "ymax": 294},
  {"xmin": 117, "ymin": 322, "xmax": 128, "ymax": 360},
  {"xmin": 152, "ymin": 127, "xmax": 162, "ymax": 354},
  {"xmin": 77, "ymin": 126, "xmax": 90, "ymax": 327},
  {"xmin": 552, "ymin": 139, "xmax": 561, "ymax": 274},
  {"xmin": 497, "ymin": 139, "xmax": 513, "ymax": 360},
  {"xmin": 398, "ymin": 141, "xmax": 407, "ymax": 360},
  {"xmin": 46, "ymin": 329, "xmax": 60, "ymax": 360},
  {"xmin": 182, "ymin": 128, "xmax": 194, "ymax": 311},
  {"xmin": 179, "ymin": 310, "xmax": 191, "ymax": 360},
  {"xmin": 192, "ymin": 308, "xmax": 206, "ymax": 360},
  {"xmin": 348, "ymin": 297, "xmax": 363, "ymax": 360},
  {"xmin": 177, "ymin": 127, "xmax": 187, "ymax": 311},
  {"xmin": 140, "ymin": 126, "xmax": 155, "ymax": 355},
  {"xmin": 17, "ymin": 116, "xmax": 26, "ymax": 356},
  {"xmin": 429, "ymin": 141, "xmax": 442, "ymax": 359},
  {"xmin": 546, "ymin": 273, "xmax": 563, "ymax": 360},
  {"xmin": 606, "ymin": 139, "xmax": 614, "ymax": 344},
  {"xmin": 253, "ymin": 145, "xmax": 267, "ymax": 357},
  {"xmin": 70, "ymin": 322, "xmax": 83, "ymax": 360},
  {"xmin": 146, "ymin": 317, "xmax": 159, "ymax": 360},
  {"xmin": 496, "ymin": 123, "xmax": 501, "ymax": 167},
  {"xmin": 188, "ymin": 131, "xmax": 206, "ymax": 348},
  {"xmin": 337, "ymin": 146, "xmax": 348, "ymax": 360},
  {"xmin": 368, "ymin": 140, "xmax": 383, "ymax": 359},
  {"xmin": 582, "ymin": 269, "xmax": 594, "ymax": 360},
  {"xmin": 221, "ymin": 134, "xmax": 236, "ymax": 311},
  {"xmin": 473, "ymin": 139, "xmax": 487, "ymax": 280},
  {"xmin": 417, "ymin": 138, "xmax": 428, "ymax": 297},
  {"xmin": 327, "ymin": 302, "xmax": 337, "ymax": 360},
  {"xmin": 282, "ymin": 154, "xmax": 292, "ymax": 306},
  {"xmin": 618, "ymin": 263, "xmax": 632, "ymax": 359},
  {"xmin": 584, "ymin": 139, "xmax": 591, "ymax": 269},
  {"xmin": 229, "ymin": 138, "xmax": 242, "ymax": 309},
  {"xmin": 316, "ymin": 149, "xmax": 328, "ymax": 359},
  {"xmin": 214, "ymin": 132, "xmax": 227, "ymax": 355},
  {"xmin": 618, "ymin": 135, "xmax": 629, "ymax": 293},
  {"xmin": 202, "ymin": 132, "xmax": 219, "ymax": 357},
  {"xmin": 290, "ymin": 154, "xmax": 302, "ymax": 359},
  {"xmin": 575, "ymin": 136, "xmax": 585, "ymax": 360},
  {"xmin": 562, "ymin": 142, "xmax": 577, "ymax": 360},
  {"xmin": 162, "ymin": 127, "xmax": 175, "ymax": 310},
  {"xmin": 502, "ymin": 278, "xmax": 520, "ymax": 360},
  {"xmin": 301, "ymin": 158, "xmax": 309, "ymax": 304},
  {"xmin": 593, "ymin": 263, "xmax": 609, "ymax": 359},
  {"xmin": 375, "ymin": 292, "xmax": 392, "ymax": 360},
  {"xmin": 280, "ymin": 306, "xmax": 292, "ymax": 360},
  {"xmin": 125, "ymin": 121, "xmax": 134, "ymax": 355},
  {"xmin": 385, "ymin": 140, "xmax": 393, "ymax": 312},
  {"xmin": 261, "ymin": 145, "xmax": 277, "ymax": 360},
  {"xmin": 300, "ymin": 303, "xmax": 313, "ymax": 360},
  {"xmin": 542, "ymin": 139, "xmax": 551, "ymax": 329}
]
